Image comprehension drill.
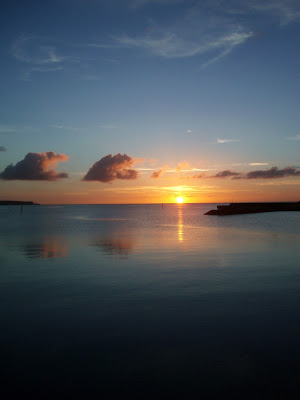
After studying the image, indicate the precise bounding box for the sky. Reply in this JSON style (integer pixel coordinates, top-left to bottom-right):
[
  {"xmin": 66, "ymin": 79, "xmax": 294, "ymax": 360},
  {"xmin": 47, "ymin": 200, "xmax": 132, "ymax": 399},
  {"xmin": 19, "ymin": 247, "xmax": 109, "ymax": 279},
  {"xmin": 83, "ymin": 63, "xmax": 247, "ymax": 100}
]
[{"xmin": 1, "ymin": 0, "xmax": 300, "ymax": 204}]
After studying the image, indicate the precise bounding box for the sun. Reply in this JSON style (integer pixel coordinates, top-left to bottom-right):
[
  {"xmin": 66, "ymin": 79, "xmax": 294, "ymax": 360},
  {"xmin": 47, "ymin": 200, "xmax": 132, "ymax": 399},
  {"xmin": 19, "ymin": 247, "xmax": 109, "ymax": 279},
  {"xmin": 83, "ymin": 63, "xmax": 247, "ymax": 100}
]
[{"xmin": 176, "ymin": 196, "xmax": 184, "ymax": 204}]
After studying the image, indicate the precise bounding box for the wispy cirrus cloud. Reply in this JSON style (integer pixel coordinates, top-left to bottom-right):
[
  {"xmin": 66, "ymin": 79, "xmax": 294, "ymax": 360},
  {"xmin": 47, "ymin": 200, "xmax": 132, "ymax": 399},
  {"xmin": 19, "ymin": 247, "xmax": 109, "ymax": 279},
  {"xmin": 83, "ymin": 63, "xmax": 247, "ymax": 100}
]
[
  {"xmin": 191, "ymin": 1, "xmax": 300, "ymax": 25},
  {"xmin": 0, "ymin": 125, "xmax": 39, "ymax": 135},
  {"xmin": 114, "ymin": 30, "xmax": 253, "ymax": 61},
  {"xmin": 114, "ymin": 1, "xmax": 299, "ymax": 66},
  {"xmin": 217, "ymin": 138, "xmax": 240, "ymax": 144},
  {"xmin": 98, "ymin": 123, "xmax": 119, "ymax": 130},
  {"xmin": 12, "ymin": 35, "xmax": 66, "ymax": 65},
  {"xmin": 248, "ymin": 0, "xmax": 300, "ymax": 25},
  {"xmin": 286, "ymin": 134, "xmax": 300, "ymax": 141},
  {"xmin": 122, "ymin": 0, "xmax": 300, "ymax": 66},
  {"xmin": 249, "ymin": 162, "xmax": 269, "ymax": 166},
  {"xmin": 12, "ymin": 35, "xmax": 79, "ymax": 81},
  {"xmin": 50, "ymin": 124, "xmax": 79, "ymax": 131},
  {"xmin": 21, "ymin": 66, "xmax": 64, "ymax": 81},
  {"xmin": 50, "ymin": 123, "xmax": 118, "ymax": 132},
  {"xmin": 231, "ymin": 162, "xmax": 270, "ymax": 167},
  {"xmin": 132, "ymin": 0, "xmax": 300, "ymax": 26},
  {"xmin": 0, "ymin": 125, "xmax": 22, "ymax": 133},
  {"xmin": 11, "ymin": 1, "xmax": 300, "ymax": 82},
  {"xmin": 12, "ymin": 35, "xmax": 119, "ymax": 81}
]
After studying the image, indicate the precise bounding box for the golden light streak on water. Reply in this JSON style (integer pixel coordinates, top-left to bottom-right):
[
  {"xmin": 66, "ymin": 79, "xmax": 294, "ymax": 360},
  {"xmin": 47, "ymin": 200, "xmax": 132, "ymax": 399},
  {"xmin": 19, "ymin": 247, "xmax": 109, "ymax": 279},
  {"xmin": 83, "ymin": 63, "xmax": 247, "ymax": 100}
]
[{"xmin": 177, "ymin": 205, "xmax": 184, "ymax": 243}]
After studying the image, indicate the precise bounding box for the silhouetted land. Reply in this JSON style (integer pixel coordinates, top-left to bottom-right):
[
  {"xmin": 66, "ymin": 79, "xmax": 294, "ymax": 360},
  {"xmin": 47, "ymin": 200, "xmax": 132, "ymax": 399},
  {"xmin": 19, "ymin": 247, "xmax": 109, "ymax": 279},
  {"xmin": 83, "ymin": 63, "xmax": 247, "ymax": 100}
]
[
  {"xmin": 0, "ymin": 200, "xmax": 39, "ymax": 205},
  {"xmin": 205, "ymin": 202, "xmax": 300, "ymax": 215}
]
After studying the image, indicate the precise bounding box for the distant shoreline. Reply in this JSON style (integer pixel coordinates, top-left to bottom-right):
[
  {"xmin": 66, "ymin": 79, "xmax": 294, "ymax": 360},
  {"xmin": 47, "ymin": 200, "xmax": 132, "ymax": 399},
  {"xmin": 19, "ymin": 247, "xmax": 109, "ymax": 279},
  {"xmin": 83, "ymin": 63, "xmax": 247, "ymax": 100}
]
[{"xmin": 0, "ymin": 201, "xmax": 40, "ymax": 206}]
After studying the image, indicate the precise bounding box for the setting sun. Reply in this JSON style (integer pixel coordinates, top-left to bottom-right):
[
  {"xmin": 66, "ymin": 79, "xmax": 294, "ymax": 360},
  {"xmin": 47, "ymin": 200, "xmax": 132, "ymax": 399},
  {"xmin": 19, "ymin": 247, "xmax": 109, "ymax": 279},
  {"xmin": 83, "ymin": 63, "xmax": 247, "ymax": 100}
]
[{"xmin": 176, "ymin": 197, "xmax": 184, "ymax": 204}]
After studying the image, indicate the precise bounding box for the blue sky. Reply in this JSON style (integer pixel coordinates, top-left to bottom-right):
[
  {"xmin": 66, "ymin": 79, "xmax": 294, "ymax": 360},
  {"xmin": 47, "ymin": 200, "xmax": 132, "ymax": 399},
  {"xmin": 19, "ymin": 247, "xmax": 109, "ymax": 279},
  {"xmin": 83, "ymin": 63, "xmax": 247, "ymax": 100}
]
[{"xmin": 1, "ymin": 0, "xmax": 300, "ymax": 203}]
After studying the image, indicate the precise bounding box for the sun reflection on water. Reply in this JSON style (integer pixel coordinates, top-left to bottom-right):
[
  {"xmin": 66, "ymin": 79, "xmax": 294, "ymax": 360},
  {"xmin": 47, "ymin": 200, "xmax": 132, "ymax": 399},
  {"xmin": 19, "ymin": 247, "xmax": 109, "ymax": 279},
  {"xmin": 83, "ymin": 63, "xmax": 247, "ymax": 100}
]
[
  {"xmin": 177, "ymin": 205, "xmax": 184, "ymax": 243},
  {"xmin": 22, "ymin": 237, "xmax": 69, "ymax": 259}
]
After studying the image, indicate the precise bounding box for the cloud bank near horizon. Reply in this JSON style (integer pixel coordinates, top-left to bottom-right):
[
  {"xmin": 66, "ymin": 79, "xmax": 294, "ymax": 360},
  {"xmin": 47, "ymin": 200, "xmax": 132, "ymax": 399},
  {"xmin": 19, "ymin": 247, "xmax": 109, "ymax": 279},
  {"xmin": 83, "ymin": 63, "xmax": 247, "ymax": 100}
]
[
  {"xmin": 211, "ymin": 166, "xmax": 300, "ymax": 179},
  {"xmin": 246, "ymin": 166, "xmax": 300, "ymax": 179},
  {"xmin": 83, "ymin": 153, "xmax": 139, "ymax": 183},
  {"xmin": 0, "ymin": 152, "xmax": 69, "ymax": 181}
]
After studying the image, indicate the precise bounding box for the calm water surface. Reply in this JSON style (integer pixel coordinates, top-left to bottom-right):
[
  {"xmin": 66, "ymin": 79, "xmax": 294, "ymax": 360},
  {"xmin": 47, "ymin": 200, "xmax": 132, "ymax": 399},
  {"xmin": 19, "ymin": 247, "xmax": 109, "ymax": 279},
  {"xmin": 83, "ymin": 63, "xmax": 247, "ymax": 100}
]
[{"xmin": 1, "ymin": 204, "xmax": 299, "ymax": 398}]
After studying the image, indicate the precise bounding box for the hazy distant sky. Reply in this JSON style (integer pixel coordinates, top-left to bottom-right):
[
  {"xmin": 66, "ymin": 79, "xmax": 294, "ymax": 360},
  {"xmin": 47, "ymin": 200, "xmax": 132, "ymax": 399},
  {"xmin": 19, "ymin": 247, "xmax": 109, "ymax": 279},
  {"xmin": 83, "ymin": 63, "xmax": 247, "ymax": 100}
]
[{"xmin": 1, "ymin": 0, "xmax": 300, "ymax": 203}]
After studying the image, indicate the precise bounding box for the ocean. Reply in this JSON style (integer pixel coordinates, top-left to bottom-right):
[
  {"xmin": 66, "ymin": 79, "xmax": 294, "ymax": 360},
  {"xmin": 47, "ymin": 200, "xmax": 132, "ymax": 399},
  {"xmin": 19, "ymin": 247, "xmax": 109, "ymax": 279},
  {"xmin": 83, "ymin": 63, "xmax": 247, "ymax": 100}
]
[{"xmin": 0, "ymin": 204, "xmax": 299, "ymax": 399}]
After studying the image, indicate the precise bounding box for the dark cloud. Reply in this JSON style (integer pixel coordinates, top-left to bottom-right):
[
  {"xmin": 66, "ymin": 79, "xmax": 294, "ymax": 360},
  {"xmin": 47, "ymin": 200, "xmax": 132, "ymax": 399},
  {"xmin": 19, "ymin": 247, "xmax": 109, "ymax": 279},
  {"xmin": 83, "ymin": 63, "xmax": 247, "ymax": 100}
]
[
  {"xmin": 209, "ymin": 166, "xmax": 300, "ymax": 180},
  {"xmin": 0, "ymin": 152, "xmax": 69, "ymax": 181},
  {"xmin": 83, "ymin": 153, "xmax": 138, "ymax": 183},
  {"xmin": 0, "ymin": 146, "xmax": 6, "ymax": 152},
  {"xmin": 151, "ymin": 170, "xmax": 162, "ymax": 178},
  {"xmin": 213, "ymin": 170, "xmax": 241, "ymax": 178},
  {"xmin": 245, "ymin": 166, "xmax": 300, "ymax": 179}
]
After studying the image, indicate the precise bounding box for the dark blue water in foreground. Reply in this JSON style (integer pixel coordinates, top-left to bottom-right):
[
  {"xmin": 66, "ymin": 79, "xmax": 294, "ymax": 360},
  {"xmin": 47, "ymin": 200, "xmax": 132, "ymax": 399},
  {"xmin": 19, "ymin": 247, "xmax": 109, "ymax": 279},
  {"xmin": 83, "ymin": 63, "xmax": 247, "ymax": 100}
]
[{"xmin": 1, "ymin": 204, "xmax": 299, "ymax": 399}]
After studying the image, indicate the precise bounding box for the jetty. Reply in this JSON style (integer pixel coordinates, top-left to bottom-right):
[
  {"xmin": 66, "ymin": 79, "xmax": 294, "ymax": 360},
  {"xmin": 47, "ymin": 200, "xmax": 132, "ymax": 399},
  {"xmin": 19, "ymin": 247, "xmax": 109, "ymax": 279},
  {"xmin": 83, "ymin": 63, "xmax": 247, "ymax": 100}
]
[
  {"xmin": 0, "ymin": 201, "xmax": 39, "ymax": 206},
  {"xmin": 205, "ymin": 202, "xmax": 300, "ymax": 215}
]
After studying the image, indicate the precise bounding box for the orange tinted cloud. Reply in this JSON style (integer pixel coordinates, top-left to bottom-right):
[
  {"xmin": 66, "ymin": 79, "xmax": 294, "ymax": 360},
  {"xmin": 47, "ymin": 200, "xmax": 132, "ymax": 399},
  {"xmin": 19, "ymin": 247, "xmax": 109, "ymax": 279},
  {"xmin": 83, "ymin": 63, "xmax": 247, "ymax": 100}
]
[
  {"xmin": 0, "ymin": 151, "xmax": 69, "ymax": 180},
  {"xmin": 151, "ymin": 169, "xmax": 163, "ymax": 178},
  {"xmin": 83, "ymin": 153, "xmax": 139, "ymax": 183},
  {"xmin": 150, "ymin": 164, "xmax": 169, "ymax": 179},
  {"xmin": 176, "ymin": 161, "xmax": 190, "ymax": 172}
]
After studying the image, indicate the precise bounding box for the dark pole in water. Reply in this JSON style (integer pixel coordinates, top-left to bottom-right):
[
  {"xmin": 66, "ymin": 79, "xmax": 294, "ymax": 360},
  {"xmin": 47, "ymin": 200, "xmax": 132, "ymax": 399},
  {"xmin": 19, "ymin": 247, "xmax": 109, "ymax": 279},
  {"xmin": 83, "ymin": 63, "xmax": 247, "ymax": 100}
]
[{"xmin": 21, "ymin": 205, "xmax": 23, "ymax": 215}]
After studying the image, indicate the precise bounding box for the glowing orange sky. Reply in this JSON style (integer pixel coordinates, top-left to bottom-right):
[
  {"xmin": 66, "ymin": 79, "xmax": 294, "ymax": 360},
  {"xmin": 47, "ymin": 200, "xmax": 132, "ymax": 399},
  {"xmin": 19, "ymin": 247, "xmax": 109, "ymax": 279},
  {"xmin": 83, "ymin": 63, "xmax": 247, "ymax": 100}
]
[{"xmin": 2, "ymin": 173, "xmax": 300, "ymax": 204}]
